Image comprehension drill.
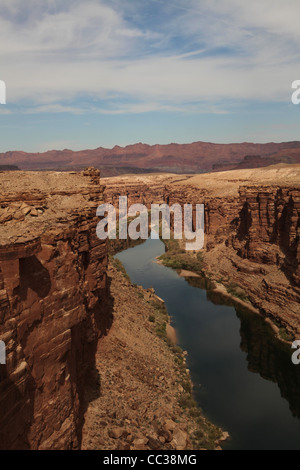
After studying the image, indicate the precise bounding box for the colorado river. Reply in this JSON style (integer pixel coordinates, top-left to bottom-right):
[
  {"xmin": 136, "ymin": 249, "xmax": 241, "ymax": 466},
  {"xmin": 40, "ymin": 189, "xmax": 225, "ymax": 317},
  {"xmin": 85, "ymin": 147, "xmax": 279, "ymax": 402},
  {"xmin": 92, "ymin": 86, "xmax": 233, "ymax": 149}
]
[{"xmin": 115, "ymin": 238, "xmax": 300, "ymax": 450}]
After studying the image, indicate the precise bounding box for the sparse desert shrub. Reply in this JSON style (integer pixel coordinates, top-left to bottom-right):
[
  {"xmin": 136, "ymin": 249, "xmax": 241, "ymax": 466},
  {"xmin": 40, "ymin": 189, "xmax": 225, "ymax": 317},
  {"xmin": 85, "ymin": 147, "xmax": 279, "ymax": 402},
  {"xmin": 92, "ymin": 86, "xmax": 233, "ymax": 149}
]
[
  {"xmin": 159, "ymin": 243, "xmax": 204, "ymax": 275},
  {"xmin": 110, "ymin": 257, "xmax": 131, "ymax": 281},
  {"xmin": 279, "ymin": 327, "xmax": 294, "ymax": 342},
  {"xmin": 178, "ymin": 394, "xmax": 197, "ymax": 410},
  {"xmin": 155, "ymin": 321, "xmax": 167, "ymax": 340},
  {"xmin": 226, "ymin": 283, "xmax": 249, "ymax": 302}
]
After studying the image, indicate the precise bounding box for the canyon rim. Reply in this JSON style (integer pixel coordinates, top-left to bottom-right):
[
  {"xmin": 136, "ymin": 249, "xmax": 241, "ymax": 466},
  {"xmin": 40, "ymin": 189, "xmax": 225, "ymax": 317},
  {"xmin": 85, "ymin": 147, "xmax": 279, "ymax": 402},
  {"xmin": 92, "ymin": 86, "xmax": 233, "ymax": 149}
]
[
  {"xmin": 0, "ymin": 162, "xmax": 299, "ymax": 450},
  {"xmin": 1, "ymin": 0, "xmax": 300, "ymax": 455}
]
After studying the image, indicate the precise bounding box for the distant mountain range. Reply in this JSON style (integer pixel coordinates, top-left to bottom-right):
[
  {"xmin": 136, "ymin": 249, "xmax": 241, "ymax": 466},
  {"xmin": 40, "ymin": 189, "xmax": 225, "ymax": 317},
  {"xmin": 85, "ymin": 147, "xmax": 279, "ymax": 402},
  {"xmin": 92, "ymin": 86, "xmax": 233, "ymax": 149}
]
[{"xmin": 1, "ymin": 141, "xmax": 300, "ymax": 175}]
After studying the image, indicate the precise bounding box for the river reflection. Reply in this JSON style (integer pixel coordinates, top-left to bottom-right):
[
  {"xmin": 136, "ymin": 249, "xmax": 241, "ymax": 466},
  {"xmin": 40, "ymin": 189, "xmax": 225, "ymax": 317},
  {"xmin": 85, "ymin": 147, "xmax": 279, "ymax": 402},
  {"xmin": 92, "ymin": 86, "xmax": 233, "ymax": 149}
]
[{"xmin": 115, "ymin": 238, "xmax": 300, "ymax": 450}]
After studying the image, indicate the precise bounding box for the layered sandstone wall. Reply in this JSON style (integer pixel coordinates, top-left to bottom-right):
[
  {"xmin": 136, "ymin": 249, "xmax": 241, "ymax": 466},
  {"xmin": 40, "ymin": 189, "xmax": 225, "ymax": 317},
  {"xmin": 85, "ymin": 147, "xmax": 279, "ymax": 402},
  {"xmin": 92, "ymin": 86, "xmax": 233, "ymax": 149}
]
[
  {"xmin": 223, "ymin": 185, "xmax": 300, "ymax": 333},
  {"xmin": 0, "ymin": 170, "xmax": 111, "ymax": 450},
  {"xmin": 104, "ymin": 167, "xmax": 300, "ymax": 334},
  {"xmin": 103, "ymin": 174, "xmax": 182, "ymax": 208},
  {"xmin": 231, "ymin": 186, "xmax": 300, "ymax": 285}
]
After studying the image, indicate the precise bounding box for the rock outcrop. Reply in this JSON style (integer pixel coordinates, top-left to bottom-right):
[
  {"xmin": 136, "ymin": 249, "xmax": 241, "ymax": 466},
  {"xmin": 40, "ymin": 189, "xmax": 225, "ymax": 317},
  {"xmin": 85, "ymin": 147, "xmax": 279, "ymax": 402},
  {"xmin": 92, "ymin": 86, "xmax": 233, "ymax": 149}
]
[
  {"xmin": 0, "ymin": 170, "xmax": 111, "ymax": 450},
  {"xmin": 104, "ymin": 165, "xmax": 300, "ymax": 334},
  {"xmin": 232, "ymin": 186, "xmax": 300, "ymax": 283}
]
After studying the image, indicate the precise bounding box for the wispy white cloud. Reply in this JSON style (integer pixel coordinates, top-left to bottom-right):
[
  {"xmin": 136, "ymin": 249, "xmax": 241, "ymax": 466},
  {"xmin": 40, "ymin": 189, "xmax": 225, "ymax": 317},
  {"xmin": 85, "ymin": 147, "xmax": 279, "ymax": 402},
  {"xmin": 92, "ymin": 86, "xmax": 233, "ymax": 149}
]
[
  {"xmin": 23, "ymin": 103, "xmax": 86, "ymax": 114},
  {"xmin": 1, "ymin": 0, "xmax": 300, "ymax": 115}
]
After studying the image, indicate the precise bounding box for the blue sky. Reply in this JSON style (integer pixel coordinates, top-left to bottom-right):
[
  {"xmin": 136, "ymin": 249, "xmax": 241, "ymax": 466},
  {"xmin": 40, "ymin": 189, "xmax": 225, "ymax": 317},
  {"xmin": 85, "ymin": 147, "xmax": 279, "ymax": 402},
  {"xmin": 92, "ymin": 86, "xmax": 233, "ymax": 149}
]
[{"xmin": 0, "ymin": 0, "xmax": 300, "ymax": 152}]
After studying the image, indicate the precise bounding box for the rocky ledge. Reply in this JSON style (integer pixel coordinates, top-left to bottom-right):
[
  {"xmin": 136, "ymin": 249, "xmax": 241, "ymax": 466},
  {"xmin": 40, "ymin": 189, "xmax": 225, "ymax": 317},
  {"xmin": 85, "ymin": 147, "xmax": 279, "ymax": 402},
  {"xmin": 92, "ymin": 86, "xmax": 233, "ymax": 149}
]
[
  {"xmin": 104, "ymin": 165, "xmax": 300, "ymax": 336},
  {"xmin": 0, "ymin": 169, "xmax": 111, "ymax": 450}
]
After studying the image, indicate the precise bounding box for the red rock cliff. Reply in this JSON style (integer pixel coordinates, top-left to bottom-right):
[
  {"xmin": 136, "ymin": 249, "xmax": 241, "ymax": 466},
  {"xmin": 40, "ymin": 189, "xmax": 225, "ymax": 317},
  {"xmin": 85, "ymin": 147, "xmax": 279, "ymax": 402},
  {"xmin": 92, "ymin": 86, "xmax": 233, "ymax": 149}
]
[
  {"xmin": 0, "ymin": 170, "xmax": 111, "ymax": 450},
  {"xmin": 232, "ymin": 186, "xmax": 300, "ymax": 285},
  {"xmin": 104, "ymin": 167, "xmax": 300, "ymax": 334}
]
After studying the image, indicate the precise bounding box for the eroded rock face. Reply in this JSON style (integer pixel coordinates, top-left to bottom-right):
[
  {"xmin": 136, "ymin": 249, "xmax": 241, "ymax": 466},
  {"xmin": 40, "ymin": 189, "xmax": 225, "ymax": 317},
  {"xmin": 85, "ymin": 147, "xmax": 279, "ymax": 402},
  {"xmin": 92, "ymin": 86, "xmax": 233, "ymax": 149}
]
[
  {"xmin": 0, "ymin": 170, "xmax": 111, "ymax": 450},
  {"xmin": 104, "ymin": 167, "xmax": 300, "ymax": 334},
  {"xmin": 232, "ymin": 186, "xmax": 300, "ymax": 285}
]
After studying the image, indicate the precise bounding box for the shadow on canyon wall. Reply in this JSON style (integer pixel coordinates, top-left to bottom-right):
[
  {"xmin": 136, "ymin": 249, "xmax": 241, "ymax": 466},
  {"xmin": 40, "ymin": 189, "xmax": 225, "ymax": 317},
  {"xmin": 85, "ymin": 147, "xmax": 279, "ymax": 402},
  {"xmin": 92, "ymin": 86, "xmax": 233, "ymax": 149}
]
[
  {"xmin": 17, "ymin": 255, "xmax": 52, "ymax": 300},
  {"xmin": 76, "ymin": 273, "xmax": 115, "ymax": 449},
  {"xmin": 0, "ymin": 254, "xmax": 115, "ymax": 450},
  {"xmin": 278, "ymin": 196, "xmax": 299, "ymax": 286},
  {"xmin": 0, "ymin": 364, "xmax": 36, "ymax": 449}
]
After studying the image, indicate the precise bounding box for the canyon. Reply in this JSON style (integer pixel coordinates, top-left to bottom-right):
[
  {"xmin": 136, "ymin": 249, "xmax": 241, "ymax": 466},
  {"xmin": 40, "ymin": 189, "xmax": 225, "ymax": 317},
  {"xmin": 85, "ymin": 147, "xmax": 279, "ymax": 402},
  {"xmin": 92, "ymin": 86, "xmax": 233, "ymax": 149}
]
[
  {"xmin": 81, "ymin": 260, "xmax": 223, "ymax": 451},
  {"xmin": 1, "ymin": 141, "xmax": 300, "ymax": 174},
  {"xmin": 104, "ymin": 164, "xmax": 300, "ymax": 336},
  {"xmin": 0, "ymin": 163, "xmax": 299, "ymax": 450},
  {"xmin": 0, "ymin": 168, "xmax": 221, "ymax": 450},
  {"xmin": 0, "ymin": 169, "xmax": 110, "ymax": 449}
]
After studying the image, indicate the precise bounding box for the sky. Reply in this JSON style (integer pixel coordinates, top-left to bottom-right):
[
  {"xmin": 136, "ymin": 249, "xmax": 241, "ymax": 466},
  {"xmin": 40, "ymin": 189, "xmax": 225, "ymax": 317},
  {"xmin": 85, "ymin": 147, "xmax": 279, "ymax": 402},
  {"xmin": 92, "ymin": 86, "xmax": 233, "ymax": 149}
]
[{"xmin": 0, "ymin": 0, "xmax": 300, "ymax": 152}]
